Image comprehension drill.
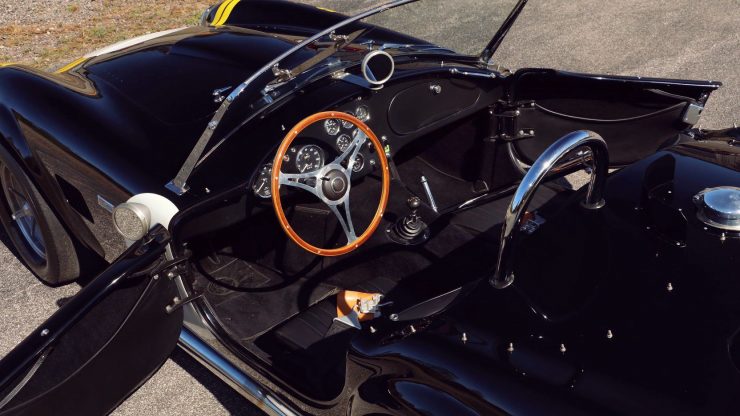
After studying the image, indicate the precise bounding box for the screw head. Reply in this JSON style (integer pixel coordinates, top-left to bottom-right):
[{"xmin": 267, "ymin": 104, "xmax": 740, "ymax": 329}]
[
  {"xmin": 40, "ymin": 329, "xmax": 49, "ymax": 337},
  {"xmin": 607, "ymin": 330, "xmax": 614, "ymax": 339}
]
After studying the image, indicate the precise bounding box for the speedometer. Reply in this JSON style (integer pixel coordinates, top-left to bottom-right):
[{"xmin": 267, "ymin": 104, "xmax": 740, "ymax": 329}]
[{"xmin": 295, "ymin": 145, "xmax": 325, "ymax": 173}]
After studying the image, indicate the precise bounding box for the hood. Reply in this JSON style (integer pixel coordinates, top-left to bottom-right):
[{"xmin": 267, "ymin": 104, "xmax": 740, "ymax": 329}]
[{"xmin": 83, "ymin": 26, "xmax": 316, "ymax": 125}]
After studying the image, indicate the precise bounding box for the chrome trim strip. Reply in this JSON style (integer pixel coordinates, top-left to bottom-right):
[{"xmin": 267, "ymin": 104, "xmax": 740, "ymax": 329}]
[
  {"xmin": 491, "ymin": 130, "xmax": 609, "ymax": 289},
  {"xmin": 97, "ymin": 195, "xmax": 115, "ymax": 213},
  {"xmin": 178, "ymin": 328, "xmax": 298, "ymax": 416}
]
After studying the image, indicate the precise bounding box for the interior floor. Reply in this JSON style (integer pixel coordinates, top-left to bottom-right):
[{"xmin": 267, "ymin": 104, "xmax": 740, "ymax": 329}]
[{"xmin": 187, "ymin": 179, "xmax": 565, "ymax": 399}]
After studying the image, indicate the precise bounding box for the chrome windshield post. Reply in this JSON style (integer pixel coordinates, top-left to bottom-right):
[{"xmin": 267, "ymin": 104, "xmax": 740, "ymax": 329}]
[{"xmin": 490, "ymin": 130, "xmax": 609, "ymax": 289}]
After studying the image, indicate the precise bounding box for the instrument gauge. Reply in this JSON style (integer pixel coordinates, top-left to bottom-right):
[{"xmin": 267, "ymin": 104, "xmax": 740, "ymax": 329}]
[
  {"xmin": 296, "ymin": 145, "xmax": 325, "ymax": 173},
  {"xmin": 341, "ymin": 112, "xmax": 355, "ymax": 129},
  {"xmin": 336, "ymin": 134, "xmax": 352, "ymax": 152},
  {"xmin": 355, "ymin": 105, "xmax": 370, "ymax": 122},
  {"xmin": 252, "ymin": 163, "xmax": 273, "ymax": 199},
  {"xmin": 324, "ymin": 119, "xmax": 341, "ymax": 136},
  {"xmin": 351, "ymin": 154, "xmax": 365, "ymax": 173}
]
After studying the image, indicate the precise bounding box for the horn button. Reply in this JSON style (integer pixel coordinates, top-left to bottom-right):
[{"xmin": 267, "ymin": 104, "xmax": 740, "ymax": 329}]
[{"xmin": 321, "ymin": 169, "xmax": 349, "ymax": 201}]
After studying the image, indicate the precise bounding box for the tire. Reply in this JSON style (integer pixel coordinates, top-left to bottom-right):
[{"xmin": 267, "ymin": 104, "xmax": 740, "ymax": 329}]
[{"xmin": 0, "ymin": 152, "xmax": 80, "ymax": 285}]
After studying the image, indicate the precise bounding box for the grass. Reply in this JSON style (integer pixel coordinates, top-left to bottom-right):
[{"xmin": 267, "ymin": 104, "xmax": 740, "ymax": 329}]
[{"xmin": 0, "ymin": 1, "xmax": 210, "ymax": 70}]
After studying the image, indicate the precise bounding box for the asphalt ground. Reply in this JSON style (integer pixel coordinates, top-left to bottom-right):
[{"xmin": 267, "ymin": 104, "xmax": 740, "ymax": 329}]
[{"xmin": 0, "ymin": 1, "xmax": 737, "ymax": 415}]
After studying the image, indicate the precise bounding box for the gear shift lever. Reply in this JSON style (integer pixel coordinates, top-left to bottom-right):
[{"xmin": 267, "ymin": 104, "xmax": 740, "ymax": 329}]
[{"xmin": 388, "ymin": 196, "xmax": 430, "ymax": 245}]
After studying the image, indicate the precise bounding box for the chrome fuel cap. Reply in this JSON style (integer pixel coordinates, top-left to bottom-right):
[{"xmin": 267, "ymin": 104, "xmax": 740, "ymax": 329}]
[{"xmin": 694, "ymin": 186, "xmax": 740, "ymax": 231}]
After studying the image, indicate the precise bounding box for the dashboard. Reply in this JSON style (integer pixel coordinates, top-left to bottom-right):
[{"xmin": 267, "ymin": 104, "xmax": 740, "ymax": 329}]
[{"xmin": 251, "ymin": 102, "xmax": 380, "ymax": 199}]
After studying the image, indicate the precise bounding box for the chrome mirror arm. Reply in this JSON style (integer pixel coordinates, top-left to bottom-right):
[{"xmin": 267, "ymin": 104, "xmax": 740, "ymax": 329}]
[{"xmin": 490, "ymin": 130, "xmax": 609, "ymax": 289}]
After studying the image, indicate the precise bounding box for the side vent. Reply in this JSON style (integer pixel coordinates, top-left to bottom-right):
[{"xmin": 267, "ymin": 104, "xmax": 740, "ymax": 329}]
[{"xmin": 55, "ymin": 175, "xmax": 94, "ymax": 223}]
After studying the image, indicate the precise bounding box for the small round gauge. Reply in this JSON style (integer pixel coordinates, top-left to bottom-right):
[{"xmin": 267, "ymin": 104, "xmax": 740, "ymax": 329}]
[
  {"xmin": 336, "ymin": 134, "xmax": 352, "ymax": 152},
  {"xmin": 351, "ymin": 154, "xmax": 365, "ymax": 173},
  {"xmin": 341, "ymin": 111, "xmax": 355, "ymax": 129},
  {"xmin": 324, "ymin": 119, "xmax": 341, "ymax": 136},
  {"xmin": 296, "ymin": 145, "xmax": 325, "ymax": 173},
  {"xmin": 252, "ymin": 163, "xmax": 273, "ymax": 199},
  {"xmin": 355, "ymin": 105, "xmax": 370, "ymax": 122}
]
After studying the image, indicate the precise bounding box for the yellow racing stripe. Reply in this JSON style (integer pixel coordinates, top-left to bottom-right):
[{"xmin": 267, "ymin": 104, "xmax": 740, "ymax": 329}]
[
  {"xmin": 55, "ymin": 57, "xmax": 87, "ymax": 74},
  {"xmin": 211, "ymin": 0, "xmax": 232, "ymax": 26},
  {"xmin": 214, "ymin": 0, "xmax": 241, "ymax": 27},
  {"xmin": 316, "ymin": 6, "xmax": 336, "ymax": 13}
]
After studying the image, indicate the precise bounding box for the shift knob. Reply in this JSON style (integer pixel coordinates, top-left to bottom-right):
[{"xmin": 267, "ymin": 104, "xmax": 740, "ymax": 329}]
[{"xmin": 407, "ymin": 196, "xmax": 421, "ymax": 210}]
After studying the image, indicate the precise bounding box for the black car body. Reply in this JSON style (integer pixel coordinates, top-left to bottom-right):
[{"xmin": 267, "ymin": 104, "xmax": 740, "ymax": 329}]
[{"xmin": 0, "ymin": 0, "xmax": 738, "ymax": 415}]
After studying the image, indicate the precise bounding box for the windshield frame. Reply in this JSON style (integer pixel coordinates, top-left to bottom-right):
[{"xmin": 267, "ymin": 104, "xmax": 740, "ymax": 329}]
[{"xmin": 166, "ymin": 0, "xmax": 419, "ymax": 195}]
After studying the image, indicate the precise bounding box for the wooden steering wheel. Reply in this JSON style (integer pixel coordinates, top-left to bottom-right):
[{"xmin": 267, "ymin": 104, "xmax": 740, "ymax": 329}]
[{"xmin": 271, "ymin": 111, "xmax": 390, "ymax": 256}]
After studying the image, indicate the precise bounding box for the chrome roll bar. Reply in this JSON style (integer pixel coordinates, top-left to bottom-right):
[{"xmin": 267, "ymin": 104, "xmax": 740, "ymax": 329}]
[{"xmin": 490, "ymin": 130, "xmax": 609, "ymax": 289}]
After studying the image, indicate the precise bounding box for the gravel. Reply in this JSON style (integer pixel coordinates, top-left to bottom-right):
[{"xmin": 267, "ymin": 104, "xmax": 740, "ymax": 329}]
[{"xmin": 0, "ymin": 1, "xmax": 737, "ymax": 415}]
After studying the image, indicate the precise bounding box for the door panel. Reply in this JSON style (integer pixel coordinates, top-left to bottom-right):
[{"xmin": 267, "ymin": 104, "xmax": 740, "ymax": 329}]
[
  {"xmin": 0, "ymin": 226, "xmax": 182, "ymax": 416},
  {"xmin": 508, "ymin": 69, "xmax": 721, "ymax": 166}
]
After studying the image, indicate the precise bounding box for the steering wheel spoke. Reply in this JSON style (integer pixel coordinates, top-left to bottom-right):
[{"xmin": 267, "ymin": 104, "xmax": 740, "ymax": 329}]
[
  {"xmin": 279, "ymin": 171, "xmax": 321, "ymax": 198},
  {"xmin": 329, "ymin": 201, "xmax": 357, "ymax": 244}
]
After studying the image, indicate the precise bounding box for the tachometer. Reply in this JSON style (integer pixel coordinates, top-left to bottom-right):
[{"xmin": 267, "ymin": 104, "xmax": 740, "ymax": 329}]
[
  {"xmin": 296, "ymin": 145, "xmax": 325, "ymax": 173},
  {"xmin": 324, "ymin": 119, "xmax": 341, "ymax": 136},
  {"xmin": 252, "ymin": 163, "xmax": 273, "ymax": 199}
]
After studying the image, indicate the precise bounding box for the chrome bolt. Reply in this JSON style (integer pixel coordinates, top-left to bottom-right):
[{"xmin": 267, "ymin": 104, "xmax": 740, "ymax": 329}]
[
  {"xmin": 461, "ymin": 332, "xmax": 468, "ymax": 344},
  {"xmin": 370, "ymin": 326, "xmax": 377, "ymax": 334},
  {"xmin": 720, "ymin": 233, "xmax": 727, "ymax": 242},
  {"xmin": 389, "ymin": 313, "xmax": 399, "ymax": 321},
  {"xmin": 204, "ymin": 187, "xmax": 211, "ymax": 194},
  {"xmin": 166, "ymin": 271, "xmax": 176, "ymax": 279},
  {"xmin": 409, "ymin": 325, "xmax": 417, "ymax": 334},
  {"xmin": 507, "ymin": 342, "xmax": 514, "ymax": 353},
  {"xmin": 560, "ymin": 343, "xmax": 567, "ymax": 353},
  {"xmin": 153, "ymin": 274, "xmax": 159, "ymax": 280},
  {"xmin": 208, "ymin": 121, "xmax": 218, "ymax": 130},
  {"xmin": 607, "ymin": 330, "xmax": 614, "ymax": 339},
  {"xmin": 40, "ymin": 329, "xmax": 49, "ymax": 337}
]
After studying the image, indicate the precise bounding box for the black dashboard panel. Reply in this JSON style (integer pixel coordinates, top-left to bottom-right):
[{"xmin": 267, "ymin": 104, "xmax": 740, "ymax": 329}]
[{"xmin": 387, "ymin": 78, "xmax": 481, "ymax": 135}]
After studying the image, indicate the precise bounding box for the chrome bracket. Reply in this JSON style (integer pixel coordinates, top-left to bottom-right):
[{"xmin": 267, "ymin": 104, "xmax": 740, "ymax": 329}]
[{"xmin": 166, "ymin": 293, "xmax": 204, "ymax": 314}]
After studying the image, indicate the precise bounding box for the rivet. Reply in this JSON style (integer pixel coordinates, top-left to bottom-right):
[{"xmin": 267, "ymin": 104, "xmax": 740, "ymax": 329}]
[
  {"xmin": 461, "ymin": 332, "xmax": 468, "ymax": 344},
  {"xmin": 390, "ymin": 313, "xmax": 399, "ymax": 321},
  {"xmin": 40, "ymin": 329, "xmax": 49, "ymax": 337},
  {"xmin": 518, "ymin": 130, "xmax": 525, "ymax": 136},
  {"xmin": 167, "ymin": 271, "xmax": 176, "ymax": 279},
  {"xmin": 667, "ymin": 282, "xmax": 673, "ymax": 292},
  {"xmin": 560, "ymin": 343, "xmax": 567, "ymax": 353},
  {"xmin": 208, "ymin": 121, "xmax": 218, "ymax": 130},
  {"xmin": 153, "ymin": 274, "xmax": 159, "ymax": 280},
  {"xmin": 507, "ymin": 342, "xmax": 514, "ymax": 353},
  {"xmin": 607, "ymin": 330, "xmax": 614, "ymax": 339}
]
